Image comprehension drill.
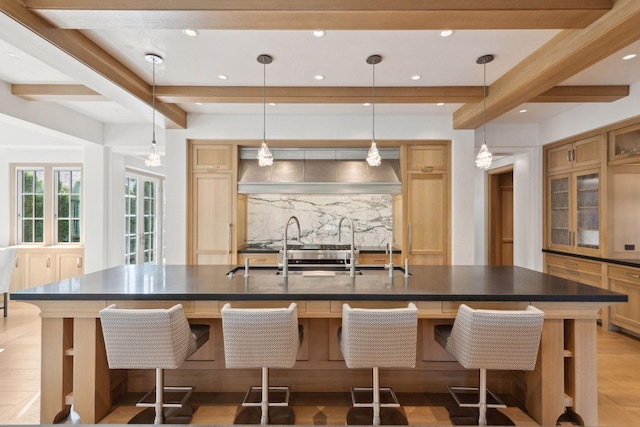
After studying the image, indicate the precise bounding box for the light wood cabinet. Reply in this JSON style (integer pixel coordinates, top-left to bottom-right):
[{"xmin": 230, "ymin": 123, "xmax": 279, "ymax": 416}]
[
  {"xmin": 546, "ymin": 135, "xmax": 602, "ymax": 174},
  {"xmin": 191, "ymin": 143, "xmax": 233, "ymax": 172},
  {"xmin": 402, "ymin": 143, "xmax": 450, "ymax": 265},
  {"xmin": 547, "ymin": 168, "xmax": 601, "ymax": 256},
  {"xmin": 609, "ymin": 123, "xmax": 640, "ymax": 165},
  {"xmin": 237, "ymin": 194, "xmax": 248, "ymax": 249},
  {"xmin": 392, "ymin": 194, "xmax": 402, "ymax": 249},
  {"xmin": 358, "ymin": 253, "xmax": 401, "ymax": 265},
  {"xmin": 190, "ymin": 173, "xmax": 233, "ymax": 265},
  {"xmin": 237, "ymin": 253, "xmax": 277, "ymax": 265},
  {"xmin": 545, "ymin": 254, "xmax": 603, "ymax": 288},
  {"xmin": 10, "ymin": 247, "xmax": 84, "ymax": 290},
  {"xmin": 609, "ymin": 265, "xmax": 640, "ymax": 334}
]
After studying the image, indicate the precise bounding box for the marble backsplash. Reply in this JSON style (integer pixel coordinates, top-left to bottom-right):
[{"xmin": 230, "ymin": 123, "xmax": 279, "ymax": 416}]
[{"xmin": 247, "ymin": 194, "xmax": 392, "ymax": 247}]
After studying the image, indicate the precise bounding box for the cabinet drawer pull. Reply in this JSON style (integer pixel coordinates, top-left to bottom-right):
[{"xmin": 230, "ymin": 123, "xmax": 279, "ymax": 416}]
[
  {"xmin": 626, "ymin": 272, "xmax": 640, "ymax": 279},
  {"xmin": 421, "ymin": 166, "xmax": 434, "ymax": 173},
  {"xmin": 206, "ymin": 165, "xmax": 220, "ymax": 169},
  {"xmin": 565, "ymin": 261, "xmax": 578, "ymax": 267},
  {"xmin": 566, "ymin": 270, "xmax": 579, "ymax": 276}
]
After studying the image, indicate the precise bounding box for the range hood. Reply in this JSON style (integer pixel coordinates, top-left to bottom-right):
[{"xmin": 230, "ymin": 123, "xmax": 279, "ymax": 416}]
[{"xmin": 238, "ymin": 148, "xmax": 401, "ymax": 194}]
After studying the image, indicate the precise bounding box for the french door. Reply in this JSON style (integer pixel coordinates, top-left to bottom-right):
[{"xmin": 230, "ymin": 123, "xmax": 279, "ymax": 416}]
[{"xmin": 125, "ymin": 172, "xmax": 163, "ymax": 265}]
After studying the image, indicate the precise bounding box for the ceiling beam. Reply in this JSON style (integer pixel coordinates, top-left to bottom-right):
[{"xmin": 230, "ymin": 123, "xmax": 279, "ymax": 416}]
[
  {"xmin": 12, "ymin": 84, "xmax": 629, "ymax": 105},
  {"xmin": 453, "ymin": 0, "xmax": 640, "ymax": 129},
  {"xmin": 26, "ymin": 0, "xmax": 612, "ymax": 30},
  {"xmin": 0, "ymin": 0, "xmax": 187, "ymax": 129}
]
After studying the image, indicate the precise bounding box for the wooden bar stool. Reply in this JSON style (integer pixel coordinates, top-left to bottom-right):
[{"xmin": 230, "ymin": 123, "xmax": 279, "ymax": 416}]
[
  {"xmin": 339, "ymin": 303, "xmax": 418, "ymax": 425},
  {"xmin": 221, "ymin": 302, "xmax": 301, "ymax": 425},
  {"xmin": 99, "ymin": 304, "xmax": 210, "ymax": 424},
  {"xmin": 435, "ymin": 304, "xmax": 544, "ymax": 426}
]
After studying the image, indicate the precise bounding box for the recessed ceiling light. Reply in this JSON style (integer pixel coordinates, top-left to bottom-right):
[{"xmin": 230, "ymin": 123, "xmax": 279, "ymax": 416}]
[
  {"xmin": 314, "ymin": 75, "xmax": 325, "ymax": 81},
  {"xmin": 313, "ymin": 30, "xmax": 326, "ymax": 38},
  {"xmin": 269, "ymin": 103, "xmax": 277, "ymax": 106},
  {"xmin": 3, "ymin": 51, "xmax": 20, "ymax": 58},
  {"xmin": 623, "ymin": 53, "xmax": 637, "ymax": 61},
  {"xmin": 440, "ymin": 30, "xmax": 454, "ymax": 38},
  {"xmin": 363, "ymin": 103, "xmax": 371, "ymax": 107},
  {"xmin": 195, "ymin": 102, "xmax": 203, "ymax": 106},
  {"xmin": 437, "ymin": 102, "xmax": 445, "ymax": 106},
  {"xmin": 519, "ymin": 109, "xmax": 528, "ymax": 113},
  {"xmin": 182, "ymin": 29, "xmax": 199, "ymax": 37},
  {"xmin": 218, "ymin": 75, "xmax": 229, "ymax": 80},
  {"xmin": 411, "ymin": 75, "xmax": 421, "ymax": 81}
]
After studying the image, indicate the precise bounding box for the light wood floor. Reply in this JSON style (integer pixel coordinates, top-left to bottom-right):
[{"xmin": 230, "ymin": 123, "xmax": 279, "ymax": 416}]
[{"xmin": 2, "ymin": 301, "xmax": 640, "ymax": 426}]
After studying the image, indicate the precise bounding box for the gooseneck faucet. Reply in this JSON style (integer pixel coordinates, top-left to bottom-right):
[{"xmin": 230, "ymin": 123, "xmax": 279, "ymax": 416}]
[
  {"xmin": 338, "ymin": 217, "xmax": 356, "ymax": 278},
  {"xmin": 282, "ymin": 215, "xmax": 301, "ymax": 278}
]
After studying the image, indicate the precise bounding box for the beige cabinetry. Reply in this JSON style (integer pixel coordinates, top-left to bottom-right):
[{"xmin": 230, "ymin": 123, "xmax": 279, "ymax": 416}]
[
  {"xmin": 609, "ymin": 123, "xmax": 640, "ymax": 165},
  {"xmin": 237, "ymin": 253, "xmax": 277, "ymax": 265},
  {"xmin": 358, "ymin": 253, "xmax": 401, "ymax": 265},
  {"xmin": 10, "ymin": 247, "xmax": 84, "ymax": 291},
  {"xmin": 545, "ymin": 254, "xmax": 603, "ymax": 288},
  {"xmin": 609, "ymin": 265, "xmax": 640, "ymax": 333},
  {"xmin": 403, "ymin": 143, "xmax": 450, "ymax": 265},
  {"xmin": 546, "ymin": 135, "xmax": 601, "ymax": 174},
  {"xmin": 188, "ymin": 142, "xmax": 239, "ymax": 265},
  {"xmin": 547, "ymin": 169, "xmax": 601, "ymax": 256}
]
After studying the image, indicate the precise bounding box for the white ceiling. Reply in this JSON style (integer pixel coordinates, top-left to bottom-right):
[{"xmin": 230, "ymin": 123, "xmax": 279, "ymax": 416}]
[{"xmin": 1, "ymin": 17, "xmax": 640, "ymax": 126}]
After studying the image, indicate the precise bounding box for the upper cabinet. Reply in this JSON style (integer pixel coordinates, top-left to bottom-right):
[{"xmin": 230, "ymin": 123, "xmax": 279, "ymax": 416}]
[
  {"xmin": 191, "ymin": 143, "xmax": 233, "ymax": 172},
  {"xmin": 546, "ymin": 135, "xmax": 602, "ymax": 174},
  {"xmin": 544, "ymin": 135, "xmax": 604, "ymax": 257},
  {"xmin": 609, "ymin": 123, "xmax": 640, "ymax": 166},
  {"xmin": 407, "ymin": 144, "xmax": 448, "ymax": 172}
]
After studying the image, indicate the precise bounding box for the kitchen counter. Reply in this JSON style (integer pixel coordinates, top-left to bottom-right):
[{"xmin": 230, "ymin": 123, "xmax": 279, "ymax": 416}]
[
  {"xmin": 543, "ymin": 249, "xmax": 640, "ymax": 268},
  {"xmin": 12, "ymin": 264, "xmax": 625, "ymax": 427}
]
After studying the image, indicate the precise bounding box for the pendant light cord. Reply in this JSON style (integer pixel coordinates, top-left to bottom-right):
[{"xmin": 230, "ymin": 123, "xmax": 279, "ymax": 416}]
[
  {"xmin": 152, "ymin": 58, "xmax": 156, "ymax": 143},
  {"xmin": 372, "ymin": 60, "xmax": 376, "ymax": 142},
  {"xmin": 263, "ymin": 61, "xmax": 266, "ymax": 142},
  {"xmin": 482, "ymin": 62, "xmax": 486, "ymax": 144}
]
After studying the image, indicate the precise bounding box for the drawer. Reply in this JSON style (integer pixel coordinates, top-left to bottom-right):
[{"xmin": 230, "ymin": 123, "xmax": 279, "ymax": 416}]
[
  {"xmin": 547, "ymin": 265, "xmax": 603, "ymax": 288},
  {"xmin": 546, "ymin": 254, "xmax": 602, "ymax": 275},
  {"xmin": 358, "ymin": 253, "xmax": 401, "ymax": 265},
  {"xmin": 237, "ymin": 253, "xmax": 278, "ymax": 265},
  {"xmin": 442, "ymin": 301, "xmax": 530, "ymax": 313},
  {"xmin": 609, "ymin": 265, "xmax": 640, "ymax": 283},
  {"xmin": 106, "ymin": 300, "xmax": 195, "ymax": 312},
  {"xmin": 218, "ymin": 300, "xmax": 306, "ymax": 312},
  {"xmin": 330, "ymin": 300, "xmax": 413, "ymax": 312}
]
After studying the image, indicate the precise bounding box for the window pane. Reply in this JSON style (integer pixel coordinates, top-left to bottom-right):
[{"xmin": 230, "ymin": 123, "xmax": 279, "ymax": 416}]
[
  {"xmin": 71, "ymin": 195, "xmax": 80, "ymax": 217},
  {"xmin": 58, "ymin": 170, "xmax": 70, "ymax": 193},
  {"xmin": 129, "ymin": 217, "xmax": 136, "ymax": 234},
  {"xmin": 58, "ymin": 220, "xmax": 69, "ymax": 242},
  {"xmin": 58, "ymin": 195, "xmax": 70, "ymax": 217},
  {"xmin": 23, "ymin": 171, "xmax": 34, "ymax": 193},
  {"xmin": 72, "ymin": 171, "xmax": 81, "ymax": 193},
  {"xmin": 35, "ymin": 171, "xmax": 45, "ymax": 193},
  {"xmin": 144, "ymin": 181, "xmax": 151, "ymax": 197},
  {"xmin": 130, "ymin": 198, "xmax": 136, "ymax": 214},
  {"xmin": 23, "ymin": 195, "xmax": 34, "ymax": 218},
  {"xmin": 71, "ymin": 220, "xmax": 80, "ymax": 243},
  {"xmin": 35, "ymin": 220, "xmax": 44, "ymax": 242},
  {"xmin": 23, "ymin": 220, "xmax": 33, "ymax": 243},
  {"xmin": 129, "ymin": 238, "xmax": 136, "ymax": 253},
  {"xmin": 35, "ymin": 195, "xmax": 44, "ymax": 218}
]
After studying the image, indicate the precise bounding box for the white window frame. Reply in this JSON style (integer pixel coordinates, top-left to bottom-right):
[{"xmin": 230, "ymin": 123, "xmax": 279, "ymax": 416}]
[{"xmin": 124, "ymin": 170, "xmax": 163, "ymax": 265}]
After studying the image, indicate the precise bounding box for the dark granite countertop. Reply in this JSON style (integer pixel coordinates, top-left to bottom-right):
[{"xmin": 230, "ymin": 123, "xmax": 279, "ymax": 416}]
[
  {"xmin": 238, "ymin": 244, "xmax": 401, "ymax": 254},
  {"xmin": 10, "ymin": 264, "xmax": 627, "ymax": 303},
  {"xmin": 542, "ymin": 249, "xmax": 640, "ymax": 268}
]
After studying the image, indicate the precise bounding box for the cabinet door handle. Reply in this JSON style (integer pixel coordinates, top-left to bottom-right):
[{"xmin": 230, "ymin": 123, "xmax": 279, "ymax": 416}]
[
  {"xmin": 626, "ymin": 273, "xmax": 640, "ymax": 279},
  {"xmin": 421, "ymin": 166, "xmax": 434, "ymax": 173},
  {"xmin": 47, "ymin": 257, "xmax": 50, "ymax": 268},
  {"xmin": 15, "ymin": 257, "xmax": 19, "ymax": 268},
  {"xmin": 206, "ymin": 165, "xmax": 220, "ymax": 169},
  {"xmin": 408, "ymin": 223, "xmax": 413, "ymax": 253},
  {"xmin": 228, "ymin": 224, "xmax": 232, "ymax": 255},
  {"xmin": 567, "ymin": 149, "xmax": 572, "ymax": 162},
  {"xmin": 77, "ymin": 257, "xmax": 82, "ymax": 268}
]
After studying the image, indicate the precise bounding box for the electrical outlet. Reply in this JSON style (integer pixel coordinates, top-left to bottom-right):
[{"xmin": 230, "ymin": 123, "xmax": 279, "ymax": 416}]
[{"xmin": 624, "ymin": 244, "xmax": 635, "ymax": 251}]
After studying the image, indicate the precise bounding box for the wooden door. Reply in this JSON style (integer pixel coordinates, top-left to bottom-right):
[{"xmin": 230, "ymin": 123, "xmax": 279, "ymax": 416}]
[{"xmin": 489, "ymin": 170, "xmax": 513, "ymax": 265}]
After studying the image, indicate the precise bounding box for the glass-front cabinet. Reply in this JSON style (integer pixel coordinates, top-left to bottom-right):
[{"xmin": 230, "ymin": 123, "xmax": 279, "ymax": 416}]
[
  {"xmin": 547, "ymin": 169, "xmax": 600, "ymax": 255},
  {"xmin": 609, "ymin": 123, "xmax": 640, "ymax": 165}
]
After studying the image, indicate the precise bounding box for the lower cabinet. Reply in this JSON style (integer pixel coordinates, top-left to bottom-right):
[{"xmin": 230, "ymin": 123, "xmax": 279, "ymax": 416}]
[
  {"xmin": 358, "ymin": 253, "xmax": 402, "ymax": 265},
  {"xmin": 609, "ymin": 265, "xmax": 640, "ymax": 334},
  {"xmin": 237, "ymin": 253, "xmax": 278, "ymax": 265},
  {"xmin": 10, "ymin": 247, "xmax": 84, "ymax": 291}
]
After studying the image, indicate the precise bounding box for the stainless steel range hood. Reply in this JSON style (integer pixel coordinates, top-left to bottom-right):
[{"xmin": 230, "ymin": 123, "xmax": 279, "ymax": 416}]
[{"xmin": 238, "ymin": 148, "xmax": 401, "ymax": 194}]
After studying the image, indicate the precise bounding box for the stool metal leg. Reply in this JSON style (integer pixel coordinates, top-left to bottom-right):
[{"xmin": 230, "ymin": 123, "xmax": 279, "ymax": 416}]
[
  {"xmin": 155, "ymin": 368, "xmax": 164, "ymax": 424},
  {"xmin": 373, "ymin": 367, "xmax": 381, "ymax": 425},
  {"xmin": 261, "ymin": 367, "xmax": 269, "ymax": 425},
  {"xmin": 479, "ymin": 368, "xmax": 487, "ymax": 426}
]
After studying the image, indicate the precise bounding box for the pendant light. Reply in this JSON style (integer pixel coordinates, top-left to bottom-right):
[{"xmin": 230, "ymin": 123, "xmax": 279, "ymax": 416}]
[
  {"xmin": 366, "ymin": 54, "xmax": 382, "ymax": 167},
  {"xmin": 475, "ymin": 54, "xmax": 494, "ymax": 170},
  {"xmin": 257, "ymin": 54, "xmax": 274, "ymax": 167},
  {"xmin": 144, "ymin": 53, "xmax": 163, "ymax": 168}
]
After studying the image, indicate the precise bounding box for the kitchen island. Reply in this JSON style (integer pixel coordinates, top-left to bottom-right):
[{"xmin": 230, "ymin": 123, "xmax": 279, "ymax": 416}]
[{"xmin": 12, "ymin": 264, "xmax": 626, "ymax": 426}]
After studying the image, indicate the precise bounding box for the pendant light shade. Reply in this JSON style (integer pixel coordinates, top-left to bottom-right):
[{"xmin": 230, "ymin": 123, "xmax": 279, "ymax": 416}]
[
  {"xmin": 257, "ymin": 54, "xmax": 274, "ymax": 167},
  {"xmin": 144, "ymin": 53, "xmax": 163, "ymax": 168},
  {"xmin": 366, "ymin": 54, "xmax": 382, "ymax": 167},
  {"xmin": 475, "ymin": 54, "xmax": 494, "ymax": 170}
]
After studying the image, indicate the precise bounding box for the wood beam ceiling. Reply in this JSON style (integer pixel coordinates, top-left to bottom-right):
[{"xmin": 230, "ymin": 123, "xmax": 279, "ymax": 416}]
[
  {"xmin": 453, "ymin": 0, "xmax": 640, "ymax": 129},
  {"xmin": 12, "ymin": 84, "xmax": 629, "ymax": 105},
  {"xmin": 26, "ymin": 0, "xmax": 612, "ymax": 30},
  {"xmin": 0, "ymin": 0, "xmax": 187, "ymax": 129}
]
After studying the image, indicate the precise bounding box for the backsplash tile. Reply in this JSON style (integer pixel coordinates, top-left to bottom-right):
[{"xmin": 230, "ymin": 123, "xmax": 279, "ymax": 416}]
[{"xmin": 247, "ymin": 194, "xmax": 392, "ymax": 247}]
